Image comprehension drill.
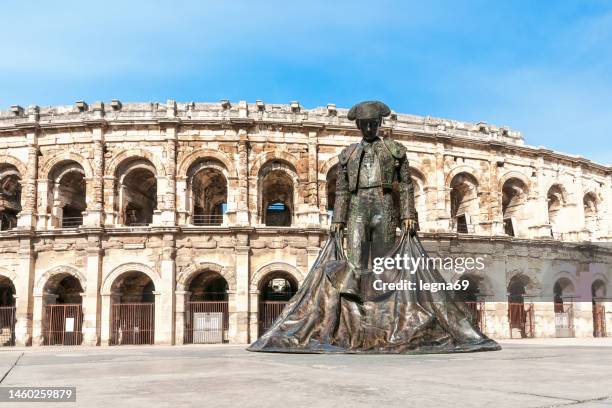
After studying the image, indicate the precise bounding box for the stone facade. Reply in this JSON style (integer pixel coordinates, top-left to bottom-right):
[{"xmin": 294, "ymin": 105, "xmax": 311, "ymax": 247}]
[{"xmin": 0, "ymin": 100, "xmax": 610, "ymax": 346}]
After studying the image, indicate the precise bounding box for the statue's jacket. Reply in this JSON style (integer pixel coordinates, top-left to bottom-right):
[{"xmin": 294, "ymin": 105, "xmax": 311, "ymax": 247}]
[{"xmin": 332, "ymin": 137, "xmax": 417, "ymax": 224}]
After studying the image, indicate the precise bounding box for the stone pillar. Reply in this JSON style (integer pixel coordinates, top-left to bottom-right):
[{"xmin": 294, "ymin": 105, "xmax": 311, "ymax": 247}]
[
  {"xmin": 306, "ymin": 131, "xmax": 320, "ymax": 226},
  {"xmin": 84, "ymin": 128, "xmax": 105, "ymax": 227},
  {"xmin": 156, "ymin": 234, "xmax": 176, "ymax": 344},
  {"xmin": 488, "ymin": 147, "xmax": 504, "ymax": 235},
  {"xmin": 100, "ymin": 293, "xmax": 114, "ymax": 346},
  {"xmin": 306, "ymin": 233, "xmax": 321, "ymax": 272},
  {"xmin": 159, "ymin": 126, "xmax": 177, "ymax": 225},
  {"xmin": 32, "ymin": 294, "xmax": 57, "ymax": 346},
  {"xmin": 232, "ymin": 237, "xmax": 250, "ymax": 343},
  {"xmin": 248, "ymin": 290, "xmax": 259, "ymax": 342},
  {"xmin": 176, "ymin": 176, "xmax": 188, "ymax": 225},
  {"xmin": 174, "ymin": 290, "xmax": 190, "ymax": 345},
  {"xmin": 533, "ymin": 301, "xmax": 556, "ymax": 338},
  {"xmin": 529, "ymin": 155, "xmax": 553, "ymax": 239},
  {"xmin": 434, "ymin": 138, "xmax": 450, "ymax": 231},
  {"xmin": 17, "ymin": 120, "xmax": 39, "ymax": 230},
  {"xmin": 14, "ymin": 239, "xmax": 35, "ymax": 346},
  {"xmin": 82, "ymin": 236, "xmax": 103, "ymax": 345},
  {"xmin": 236, "ymin": 130, "xmax": 250, "ymax": 226}
]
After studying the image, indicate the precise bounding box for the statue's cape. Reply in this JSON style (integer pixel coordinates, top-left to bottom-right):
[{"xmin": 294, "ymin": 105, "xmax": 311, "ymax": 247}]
[{"xmin": 247, "ymin": 232, "xmax": 500, "ymax": 354}]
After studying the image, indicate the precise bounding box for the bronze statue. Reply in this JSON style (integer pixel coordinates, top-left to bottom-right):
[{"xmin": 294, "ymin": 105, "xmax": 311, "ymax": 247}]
[{"xmin": 248, "ymin": 101, "xmax": 500, "ymax": 354}]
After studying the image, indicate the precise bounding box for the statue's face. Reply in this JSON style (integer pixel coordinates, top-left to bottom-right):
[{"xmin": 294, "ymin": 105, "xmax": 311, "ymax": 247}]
[{"xmin": 357, "ymin": 118, "xmax": 380, "ymax": 142}]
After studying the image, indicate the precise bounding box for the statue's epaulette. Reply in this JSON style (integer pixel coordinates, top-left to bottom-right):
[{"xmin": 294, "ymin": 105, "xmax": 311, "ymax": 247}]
[
  {"xmin": 339, "ymin": 143, "xmax": 358, "ymax": 165},
  {"xmin": 383, "ymin": 138, "xmax": 406, "ymax": 160}
]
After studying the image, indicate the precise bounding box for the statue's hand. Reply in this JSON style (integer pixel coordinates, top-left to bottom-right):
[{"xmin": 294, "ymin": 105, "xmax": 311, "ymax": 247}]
[
  {"xmin": 331, "ymin": 222, "xmax": 345, "ymax": 235},
  {"xmin": 401, "ymin": 218, "xmax": 417, "ymax": 236}
]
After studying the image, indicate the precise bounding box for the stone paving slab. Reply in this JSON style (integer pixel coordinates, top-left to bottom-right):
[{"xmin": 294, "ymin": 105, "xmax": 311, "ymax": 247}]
[{"xmin": 0, "ymin": 340, "xmax": 610, "ymax": 407}]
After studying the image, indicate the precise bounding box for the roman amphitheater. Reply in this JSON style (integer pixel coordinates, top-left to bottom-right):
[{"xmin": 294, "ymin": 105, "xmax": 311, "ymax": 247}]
[{"xmin": 0, "ymin": 100, "xmax": 610, "ymax": 347}]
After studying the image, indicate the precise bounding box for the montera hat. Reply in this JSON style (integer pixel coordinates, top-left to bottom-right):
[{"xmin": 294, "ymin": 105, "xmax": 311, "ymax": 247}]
[{"xmin": 347, "ymin": 101, "xmax": 391, "ymax": 121}]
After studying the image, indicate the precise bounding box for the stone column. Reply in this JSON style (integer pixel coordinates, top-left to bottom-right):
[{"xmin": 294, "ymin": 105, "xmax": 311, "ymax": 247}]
[
  {"xmin": 529, "ymin": 155, "xmax": 553, "ymax": 238},
  {"xmin": 488, "ymin": 146, "xmax": 504, "ymax": 235},
  {"xmin": 17, "ymin": 119, "xmax": 39, "ymax": 230},
  {"xmin": 306, "ymin": 233, "xmax": 321, "ymax": 272},
  {"xmin": 84, "ymin": 127, "xmax": 105, "ymax": 227},
  {"xmin": 103, "ymin": 176, "xmax": 117, "ymax": 226},
  {"xmin": 99, "ymin": 293, "xmax": 116, "ymax": 346},
  {"xmin": 306, "ymin": 131, "xmax": 320, "ymax": 226},
  {"xmin": 176, "ymin": 176, "xmax": 188, "ymax": 225},
  {"xmin": 174, "ymin": 290, "xmax": 190, "ymax": 345},
  {"xmin": 434, "ymin": 138, "xmax": 450, "ymax": 231},
  {"xmin": 156, "ymin": 234, "xmax": 176, "ymax": 344},
  {"xmin": 82, "ymin": 236, "xmax": 103, "ymax": 345},
  {"xmin": 235, "ymin": 130, "xmax": 250, "ymax": 226},
  {"xmin": 232, "ymin": 236, "xmax": 250, "ymax": 343},
  {"xmin": 14, "ymin": 239, "xmax": 36, "ymax": 346},
  {"xmin": 248, "ymin": 290, "xmax": 259, "ymax": 342},
  {"xmin": 157, "ymin": 124, "xmax": 177, "ymax": 226}
]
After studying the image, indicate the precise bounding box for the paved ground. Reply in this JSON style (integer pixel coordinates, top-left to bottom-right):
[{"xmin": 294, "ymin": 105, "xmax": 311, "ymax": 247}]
[{"xmin": 0, "ymin": 339, "xmax": 611, "ymax": 408}]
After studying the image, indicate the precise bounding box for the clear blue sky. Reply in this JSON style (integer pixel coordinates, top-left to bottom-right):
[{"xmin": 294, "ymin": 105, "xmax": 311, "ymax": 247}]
[{"xmin": 1, "ymin": 1, "xmax": 611, "ymax": 164}]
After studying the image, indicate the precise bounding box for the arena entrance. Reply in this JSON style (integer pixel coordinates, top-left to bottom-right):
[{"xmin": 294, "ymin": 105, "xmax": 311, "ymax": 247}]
[
  {"xmin": 258, "ymin": 272, "xmax": 297, "ymax": 336},
  {"xmin": 553, "ymin": 278, "xmax": 575, "ymax": 338},
  {"xmin": 42, "ymin": 275, "xmax": 84, "ymax": 346},
  {"xmin": 507, "ymin": 275, "xmax": 535, "ymax": 338},
  {"xmin": 184, "ymin": 271, "xmax": 229, "ymax": 344},
  {"xmin": 110, "ymin": 272, "xmax": 155, "ymax": 345},
  {"xmin": 0, "ymin": 276, "xmax": 16, "ymax": 346}
]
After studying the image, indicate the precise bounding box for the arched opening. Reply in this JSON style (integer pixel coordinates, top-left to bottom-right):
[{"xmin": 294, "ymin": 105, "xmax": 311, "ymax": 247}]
[
  {"xmin": 501, "ymin": 178, "xmax": 528, "ymax": 237},
  {"xmin": 188, "ymin": 161, "xmax": 227, "ymax": 226},
  {"xmin": 553, "ymin": 277, "xmax": 575, "ymax": 338},
  {"xmin": 110, "ymin": 271, "xmax": 155, "ymax": 345},
  {"xmin": 42, "ymin": 274, "xmax": 84, "ymax": 346},
  {"xmin": 184, "ymin": 271, "xmax": 229, "ymax": 344},
  {"xmin": 48, "ymin": 161, "xmax": 86, "ymax": 228},
  {"xmin": 583, "ymin": 193, "xmax": 598, "ymax": 237},
  {"xmin": 547, "ymin": 185, "xmax": 565, "ymax": 238},
  {"xmin": 455, "ymin": 274, "xmax": 485, "ymax": 331},
  {"xmin": 261, "ymin": 165, "xmax": 294, "ymax": 227},
  {"xmin": 507, "ymin": 275, "xmax": 534, "ymax": 338},
  {"xmin": 116, "ymin": 159, "xmax": 157, "ymax": 226},
  {"xmin": 0, "ymin": 164, "xmax": 21, "ymax": 231},
  {"xmin": 0, "ymin": 276, "xmax": 16, "ymax": 346},
  {"xmin": 258, "ymin": 272, "xmax": 298, "ymax": 336},
  {"xmin": 592, "ymin": 280, "xmax": 607, "ymax": 337},
  {"xmin": 326, "ymin": 165, "xmax": 338, "ymax": 222},
  {"xmin": 449, "ymin": 172, "xmax": 478, "ymax": 233}
]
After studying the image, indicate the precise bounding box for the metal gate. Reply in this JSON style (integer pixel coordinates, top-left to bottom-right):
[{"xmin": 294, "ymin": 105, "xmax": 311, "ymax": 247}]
[
  {"xmin": 110, "ymin": 303, "xmax": 154, "ymax": 345},
  {"xmin": 184, "ymin": 301, "xmax": 228, "ymax": 344},
  {"xmin": 554, "ymin": 303, "xmax": 574, "ymax": 338},
  {"xmin": 0, "ymin": 306, "xmax": 16, "ymax": 346},
  {"xmin": 259, "ymin": 301, "xmax": 288, "ymax": 336},
  {"xmin": 508, "ymin": 302, "xmax": 535, "ymax": 338},
  {"xmin": 464, "ymin": 301, "xmax": 486, "ymax": 332},
  {"xmin": 43, "ymin": 304, "xmax": 83, "ymax": 346},
  {"xmin": 593, "ymin": 304, "xmax": 606, "ymax": 337}
]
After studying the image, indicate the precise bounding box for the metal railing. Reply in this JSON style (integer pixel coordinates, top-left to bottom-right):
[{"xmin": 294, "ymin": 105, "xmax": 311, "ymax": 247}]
[
  {"xmin": 508, "ymin": 302, "xmax": 535, "ymax": 338},
  {"xmin": 593, "ymin": 304, "xmax": 606, "ymax": 338},
  {"xmin": 0, "ymin": 306, "xmax": 16, "ymax": 346},
  {"xmin": 464, "ymin": 301, "xmax": 486, "ymax": 332},
  {"xmin": 192, "ymin": 214, "xmax": 224, "ymax": 226},
  {"xmin": 184, "ymin": 301, "xmax": 229, "ymax": 344},
  {"xmin": 110, "ymin": 303, "xmax": 155, "ymax": 345},
  {"xmin": 258, "ymin": 301, "xmax": 288, "ymax": 336},
  {"xmin": 43, "ymin": 304, "xmax": 83, "ymax": 346},
  {"xmin": 61, "ymin": 216, "xmax": 83, "ymax": 228}
]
